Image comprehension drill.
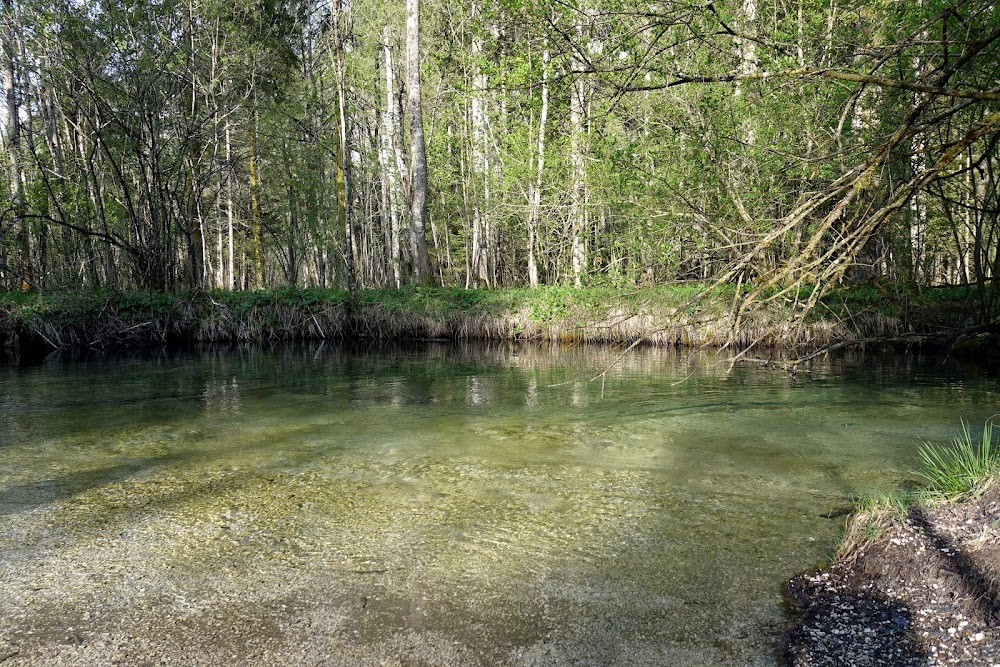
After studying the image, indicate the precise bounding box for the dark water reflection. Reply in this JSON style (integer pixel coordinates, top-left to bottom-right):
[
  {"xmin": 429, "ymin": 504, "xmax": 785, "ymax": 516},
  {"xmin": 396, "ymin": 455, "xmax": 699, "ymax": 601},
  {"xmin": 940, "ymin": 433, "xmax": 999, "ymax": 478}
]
[{"xmin": 1, "ymin": 342, "xmax": 997, "ymax": 666}]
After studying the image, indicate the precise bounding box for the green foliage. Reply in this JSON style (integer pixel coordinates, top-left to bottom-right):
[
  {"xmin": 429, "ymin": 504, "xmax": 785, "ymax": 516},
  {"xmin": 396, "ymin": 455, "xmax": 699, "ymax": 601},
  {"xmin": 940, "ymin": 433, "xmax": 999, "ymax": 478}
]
[
  {"xmin": 6, "ymin": 0, "xmax": 1000, "ymax": 301},
  {"xmin": 917, "ymin": 420, "xmax": 1000, "ymax": 498},
  {"xmin": 215, "ymin": 288, "xmax": 350, "ymax": 316},
  {"xmin": 523, "ymin": 287, "xmax": 572, "ymax": 323},
  {"xmin": 816, "ymin": 284, "xmax": 974, "ymax": 321},
  {"xmin": 851, "ymin": 488, "xmax": 919, "ymax": 522},
  {"xmin": 0, "ymin": 285, "xmax": 709, "ymax": 333}
]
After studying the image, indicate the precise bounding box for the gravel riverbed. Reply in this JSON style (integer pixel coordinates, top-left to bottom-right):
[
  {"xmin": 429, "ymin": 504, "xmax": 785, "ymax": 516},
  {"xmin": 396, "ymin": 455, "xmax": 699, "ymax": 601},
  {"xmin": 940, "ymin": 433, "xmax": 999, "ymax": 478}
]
[
  {"xmin": 8, "ymin": 470, "xmax": 1000, "ymax": 667},
  {"xmin": 0, "ymin": 464, "xmax": 786, "ymax": 667}
]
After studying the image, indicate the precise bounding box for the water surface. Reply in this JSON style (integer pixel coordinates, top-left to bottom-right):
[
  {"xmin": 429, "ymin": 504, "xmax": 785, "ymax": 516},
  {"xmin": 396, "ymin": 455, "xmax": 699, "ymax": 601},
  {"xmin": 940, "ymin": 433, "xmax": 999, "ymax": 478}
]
[{"xmin": 1, "ymin": 343, "xmax": 997, "ymax": 665}]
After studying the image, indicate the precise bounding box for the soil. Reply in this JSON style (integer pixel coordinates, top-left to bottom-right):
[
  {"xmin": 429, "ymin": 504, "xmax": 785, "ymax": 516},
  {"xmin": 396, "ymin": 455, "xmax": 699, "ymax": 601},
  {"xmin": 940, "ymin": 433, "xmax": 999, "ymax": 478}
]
[{"xmin": 784, "ymin": 485, "xmax": 1000, "ymax": 666}]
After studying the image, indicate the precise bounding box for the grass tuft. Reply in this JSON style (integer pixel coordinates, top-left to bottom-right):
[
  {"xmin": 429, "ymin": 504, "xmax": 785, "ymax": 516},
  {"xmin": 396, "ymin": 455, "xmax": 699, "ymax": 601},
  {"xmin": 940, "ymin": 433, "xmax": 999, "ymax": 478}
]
[
  {"xmin": 840, "ymin": 419, "xmax": 1000, "ymax": 558},
  {"xmin": 837, "ymin": 488, "xmax": 922, "ymax": 557},
  {"xmin": 917, "ymin": 419, "xmax": 999, "ymax": 498},
  {"xmin": 851, "ymin": 489, "xmax": 916, "ymax": 520}
]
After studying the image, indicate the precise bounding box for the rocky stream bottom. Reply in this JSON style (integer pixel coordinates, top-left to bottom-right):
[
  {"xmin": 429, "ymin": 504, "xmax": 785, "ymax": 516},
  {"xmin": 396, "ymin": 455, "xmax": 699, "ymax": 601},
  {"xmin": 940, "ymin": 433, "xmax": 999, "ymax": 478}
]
[
  {"xmin": 5, "ymin": 472, "xmax": 1000, "ymax": 667},
  {"xmin": 0, "ymin": 462, "xmax": 793, "ymax": 667}
]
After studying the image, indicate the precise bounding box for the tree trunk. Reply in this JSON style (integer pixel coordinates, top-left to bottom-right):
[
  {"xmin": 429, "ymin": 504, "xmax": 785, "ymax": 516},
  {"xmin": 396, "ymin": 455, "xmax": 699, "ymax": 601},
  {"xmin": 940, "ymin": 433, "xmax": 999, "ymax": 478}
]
[
  {"xmin": 226, "ymin": 122, "xmax": 235, "ymax": 290},
  {"xmin": 381, "ymin": 31, "xmax": 404, "ymax": 287},
  {"xmin": 406, "ymin": 0, "xmax": 431, "ymax": 284},
  {"xmin": 908, "ymin": 19, "xmax": 930, "ymax": 284},
  {"xmin": 2, "ymin": 0, "xmax": 26, "ymax": 288},
  {"xmin": 249, "ymin": 111, "xmax": 264, "ymax": 288},
  {"xmin": 469, "ymin": 2, "xmax": 490, "ymax": 288},
  {"xmin": 184, "ymin": 0, "xmax": 205, "ymax": 289},
  {"xmin": 331, "ymin": 0, "xmax": 355, "ymax": 291},
  {"xmin": 569, "ymin": 19, "xmax": 588, "ymax": 287},
  {"xmin": 735, "ymin": 0, "xmax": 757, "ymax": 145},
  {"xmin": 526, "ymin": 40, "xmax": 549, "ymax": 288}
]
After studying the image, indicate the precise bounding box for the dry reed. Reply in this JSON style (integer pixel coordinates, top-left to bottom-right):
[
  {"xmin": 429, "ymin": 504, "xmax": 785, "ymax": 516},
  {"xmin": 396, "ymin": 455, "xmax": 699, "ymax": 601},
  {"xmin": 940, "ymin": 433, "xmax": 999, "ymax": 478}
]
[{"xmin": 0, "ymin": 288, "xmax": 952, "ymax": 354}]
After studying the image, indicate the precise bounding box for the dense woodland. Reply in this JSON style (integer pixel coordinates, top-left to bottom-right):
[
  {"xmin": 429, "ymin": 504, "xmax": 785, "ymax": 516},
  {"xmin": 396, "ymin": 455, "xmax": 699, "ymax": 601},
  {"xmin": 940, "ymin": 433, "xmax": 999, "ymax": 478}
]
[{"xmin": 1, "ymin": 0, "xmax": 998, "ymax": 319}]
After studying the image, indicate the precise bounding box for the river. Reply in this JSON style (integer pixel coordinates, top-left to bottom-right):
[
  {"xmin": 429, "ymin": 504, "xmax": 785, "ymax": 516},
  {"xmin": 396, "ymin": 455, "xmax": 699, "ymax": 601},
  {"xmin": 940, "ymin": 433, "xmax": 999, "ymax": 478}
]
[{"xmin": 1, "ymin": 343, "xmax": 996, "ymax": 666}]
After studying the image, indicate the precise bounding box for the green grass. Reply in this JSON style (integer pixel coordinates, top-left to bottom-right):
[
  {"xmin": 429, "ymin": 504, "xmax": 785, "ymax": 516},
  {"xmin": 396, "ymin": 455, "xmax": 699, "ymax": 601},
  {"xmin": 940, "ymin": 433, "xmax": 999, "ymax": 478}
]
[
  {"xmin": 816, "ymin": 283, "xmax": 975, "ymax": 322},
  {"xmin": 839, "ymin": 419, "xmax": 999, "ymax": 556},
  {"xmin": 0, "ymin": 282, "xmax": 972, "ymax": 324},
  {"xmin": 851, "ymin": 488, "xmax": 920, "ymax": 520},
  {"xmin": 0, "ymin": 282, "xmax": 986, "ymax": 352},
  {"xmin": 917, "ymin": 419, "xmax": 999, "ymax": 498}
]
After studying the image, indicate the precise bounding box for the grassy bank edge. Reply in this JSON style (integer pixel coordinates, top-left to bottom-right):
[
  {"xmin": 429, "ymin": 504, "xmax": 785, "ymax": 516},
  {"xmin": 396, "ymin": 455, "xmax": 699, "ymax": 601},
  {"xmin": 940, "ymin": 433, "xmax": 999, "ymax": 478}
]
[
  {"xmin": 839, "ymin": 419, "xmax": 1000, "ymax": 559},
  {"xmin": 785, "ymin": 420, "xmax": 1000, "ymax": 666},
  {"xmin": 0, "ymin": 284, "xmax": 980, "ymax": 353}
]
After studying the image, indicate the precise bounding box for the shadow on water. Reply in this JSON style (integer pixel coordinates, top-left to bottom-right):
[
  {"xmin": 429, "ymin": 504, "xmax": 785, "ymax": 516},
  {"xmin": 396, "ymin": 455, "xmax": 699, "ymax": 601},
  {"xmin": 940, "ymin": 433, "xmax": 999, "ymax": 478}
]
[{"xmin": 0, "ymin": 452, "xmax": 200, "ymax": 521}]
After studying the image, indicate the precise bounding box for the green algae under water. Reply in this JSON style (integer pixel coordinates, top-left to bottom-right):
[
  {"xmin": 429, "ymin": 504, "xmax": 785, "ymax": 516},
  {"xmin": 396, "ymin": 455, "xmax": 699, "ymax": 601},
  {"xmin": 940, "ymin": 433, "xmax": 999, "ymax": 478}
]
[{"xmin": 1, "ymin": 342, "xmax": 998, "ymax": 666}]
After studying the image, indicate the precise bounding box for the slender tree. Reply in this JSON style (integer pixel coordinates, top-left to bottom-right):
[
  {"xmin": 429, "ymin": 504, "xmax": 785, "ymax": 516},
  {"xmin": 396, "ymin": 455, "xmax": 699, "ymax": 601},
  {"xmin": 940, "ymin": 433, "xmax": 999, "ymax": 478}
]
[
  {"xmin": 1, "ymin": 0, "xmax": 25, "ymax": 288},
  {"xmin": 406, "ymin": 0, "xmax": 431, "ymax": 283}
]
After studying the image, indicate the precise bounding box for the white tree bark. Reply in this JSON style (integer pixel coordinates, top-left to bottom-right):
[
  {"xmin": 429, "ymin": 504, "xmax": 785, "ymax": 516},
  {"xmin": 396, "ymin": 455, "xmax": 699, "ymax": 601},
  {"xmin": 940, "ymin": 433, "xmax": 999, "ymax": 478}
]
[
  {"xmin": 380, "ymin": 31, "xmax": 404, "ymax": 287},
  {"xmin": 469, "ymin": 1, "xmax": 490, "ymax": 288},
  {"xmin": 2, "ymin": 0, "xmax": 25, "ymax": 287},
  {"xmin": 736, "ymin": 0, "xmax": 757, "ymax": 144},
  {"xmin": 526, "ymin": 40, "xmax": 549, "ymax": 288},
  {"xmin": 569, "ymin": 17, "xmax": 588, "ymax": 287},
  {"xmin": 331, "ymin": 0, "xmax": 355, "ymax": 289}
]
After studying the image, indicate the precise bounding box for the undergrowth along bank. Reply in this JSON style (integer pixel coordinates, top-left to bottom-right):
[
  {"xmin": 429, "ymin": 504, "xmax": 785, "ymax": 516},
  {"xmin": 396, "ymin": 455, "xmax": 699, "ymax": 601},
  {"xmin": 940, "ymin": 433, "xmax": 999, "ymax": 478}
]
[{"xmin": 0, "ymin": 284, "xmax": 981, "ymax": 353}]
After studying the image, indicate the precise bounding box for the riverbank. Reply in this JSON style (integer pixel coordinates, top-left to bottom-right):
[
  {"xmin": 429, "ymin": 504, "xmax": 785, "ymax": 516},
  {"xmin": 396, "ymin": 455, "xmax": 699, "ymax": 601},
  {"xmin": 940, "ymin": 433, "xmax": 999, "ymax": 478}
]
[
  {"xmin": 0, "ymin": 284, "xmax": 980, "ymax": 355},
  {"xmin": 784, "ymin": 426, "xmax": 1000, "ymax": 666}
]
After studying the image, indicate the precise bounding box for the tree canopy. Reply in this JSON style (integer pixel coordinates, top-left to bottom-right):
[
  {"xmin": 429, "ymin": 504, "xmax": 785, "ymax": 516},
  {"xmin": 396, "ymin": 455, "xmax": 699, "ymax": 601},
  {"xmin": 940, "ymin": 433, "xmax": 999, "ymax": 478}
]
[{"xmin": 1, "ymin": 0, "xmax": 998, "ymax": 320}]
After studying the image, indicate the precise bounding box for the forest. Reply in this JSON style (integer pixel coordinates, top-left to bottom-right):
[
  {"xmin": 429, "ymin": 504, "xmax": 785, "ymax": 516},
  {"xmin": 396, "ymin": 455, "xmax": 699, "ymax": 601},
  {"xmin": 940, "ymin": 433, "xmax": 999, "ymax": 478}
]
[
  {"xmin": 4, "ymin": 4, "xmax": 1000, "ymax": 662},
  {"xmin": 1, "ymin": 0, "xmax": 999, "ymax": 322}
]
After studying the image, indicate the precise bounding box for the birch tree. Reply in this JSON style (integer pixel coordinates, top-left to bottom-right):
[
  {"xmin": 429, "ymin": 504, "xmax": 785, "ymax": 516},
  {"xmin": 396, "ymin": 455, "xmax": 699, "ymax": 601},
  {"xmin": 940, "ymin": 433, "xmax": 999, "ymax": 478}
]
[
  {"xmin": 525, "ymin": 38, "xmax": 549, "ymax": 288},
  {"xmin": 1, "ymin": 0, "xmax": 25, "ymax": 288},
  {"xmin": 379, "ymin": 28, "xmax": 406, "ymax": 287},
  {"xmin": 568, "ymin": 10, "xmax": 590, "ymax": 287}
]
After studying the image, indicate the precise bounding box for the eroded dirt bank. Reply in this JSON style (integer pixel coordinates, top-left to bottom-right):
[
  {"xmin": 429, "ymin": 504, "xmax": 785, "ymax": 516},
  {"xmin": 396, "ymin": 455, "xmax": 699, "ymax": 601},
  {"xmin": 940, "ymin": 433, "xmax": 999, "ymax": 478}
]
[{"xmin": 785, "ymin": 485, "xmax": 1000, "ymax": 666}]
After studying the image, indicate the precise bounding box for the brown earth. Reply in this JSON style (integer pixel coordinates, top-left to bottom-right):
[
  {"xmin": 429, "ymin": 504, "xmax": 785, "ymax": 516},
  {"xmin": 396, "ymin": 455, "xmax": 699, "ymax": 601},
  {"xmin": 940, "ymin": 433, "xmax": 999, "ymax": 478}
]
[{"xmin": 784, "ymin": 485, "xmax": 1000, "ymax": 666}]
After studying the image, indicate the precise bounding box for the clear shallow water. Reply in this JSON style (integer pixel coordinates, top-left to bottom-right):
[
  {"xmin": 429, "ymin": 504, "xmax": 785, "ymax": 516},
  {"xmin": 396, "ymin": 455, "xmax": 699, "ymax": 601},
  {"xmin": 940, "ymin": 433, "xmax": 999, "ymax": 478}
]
[{"xmin": 1, "ymin": 343, "xmax": 998, "ymax": 665}]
